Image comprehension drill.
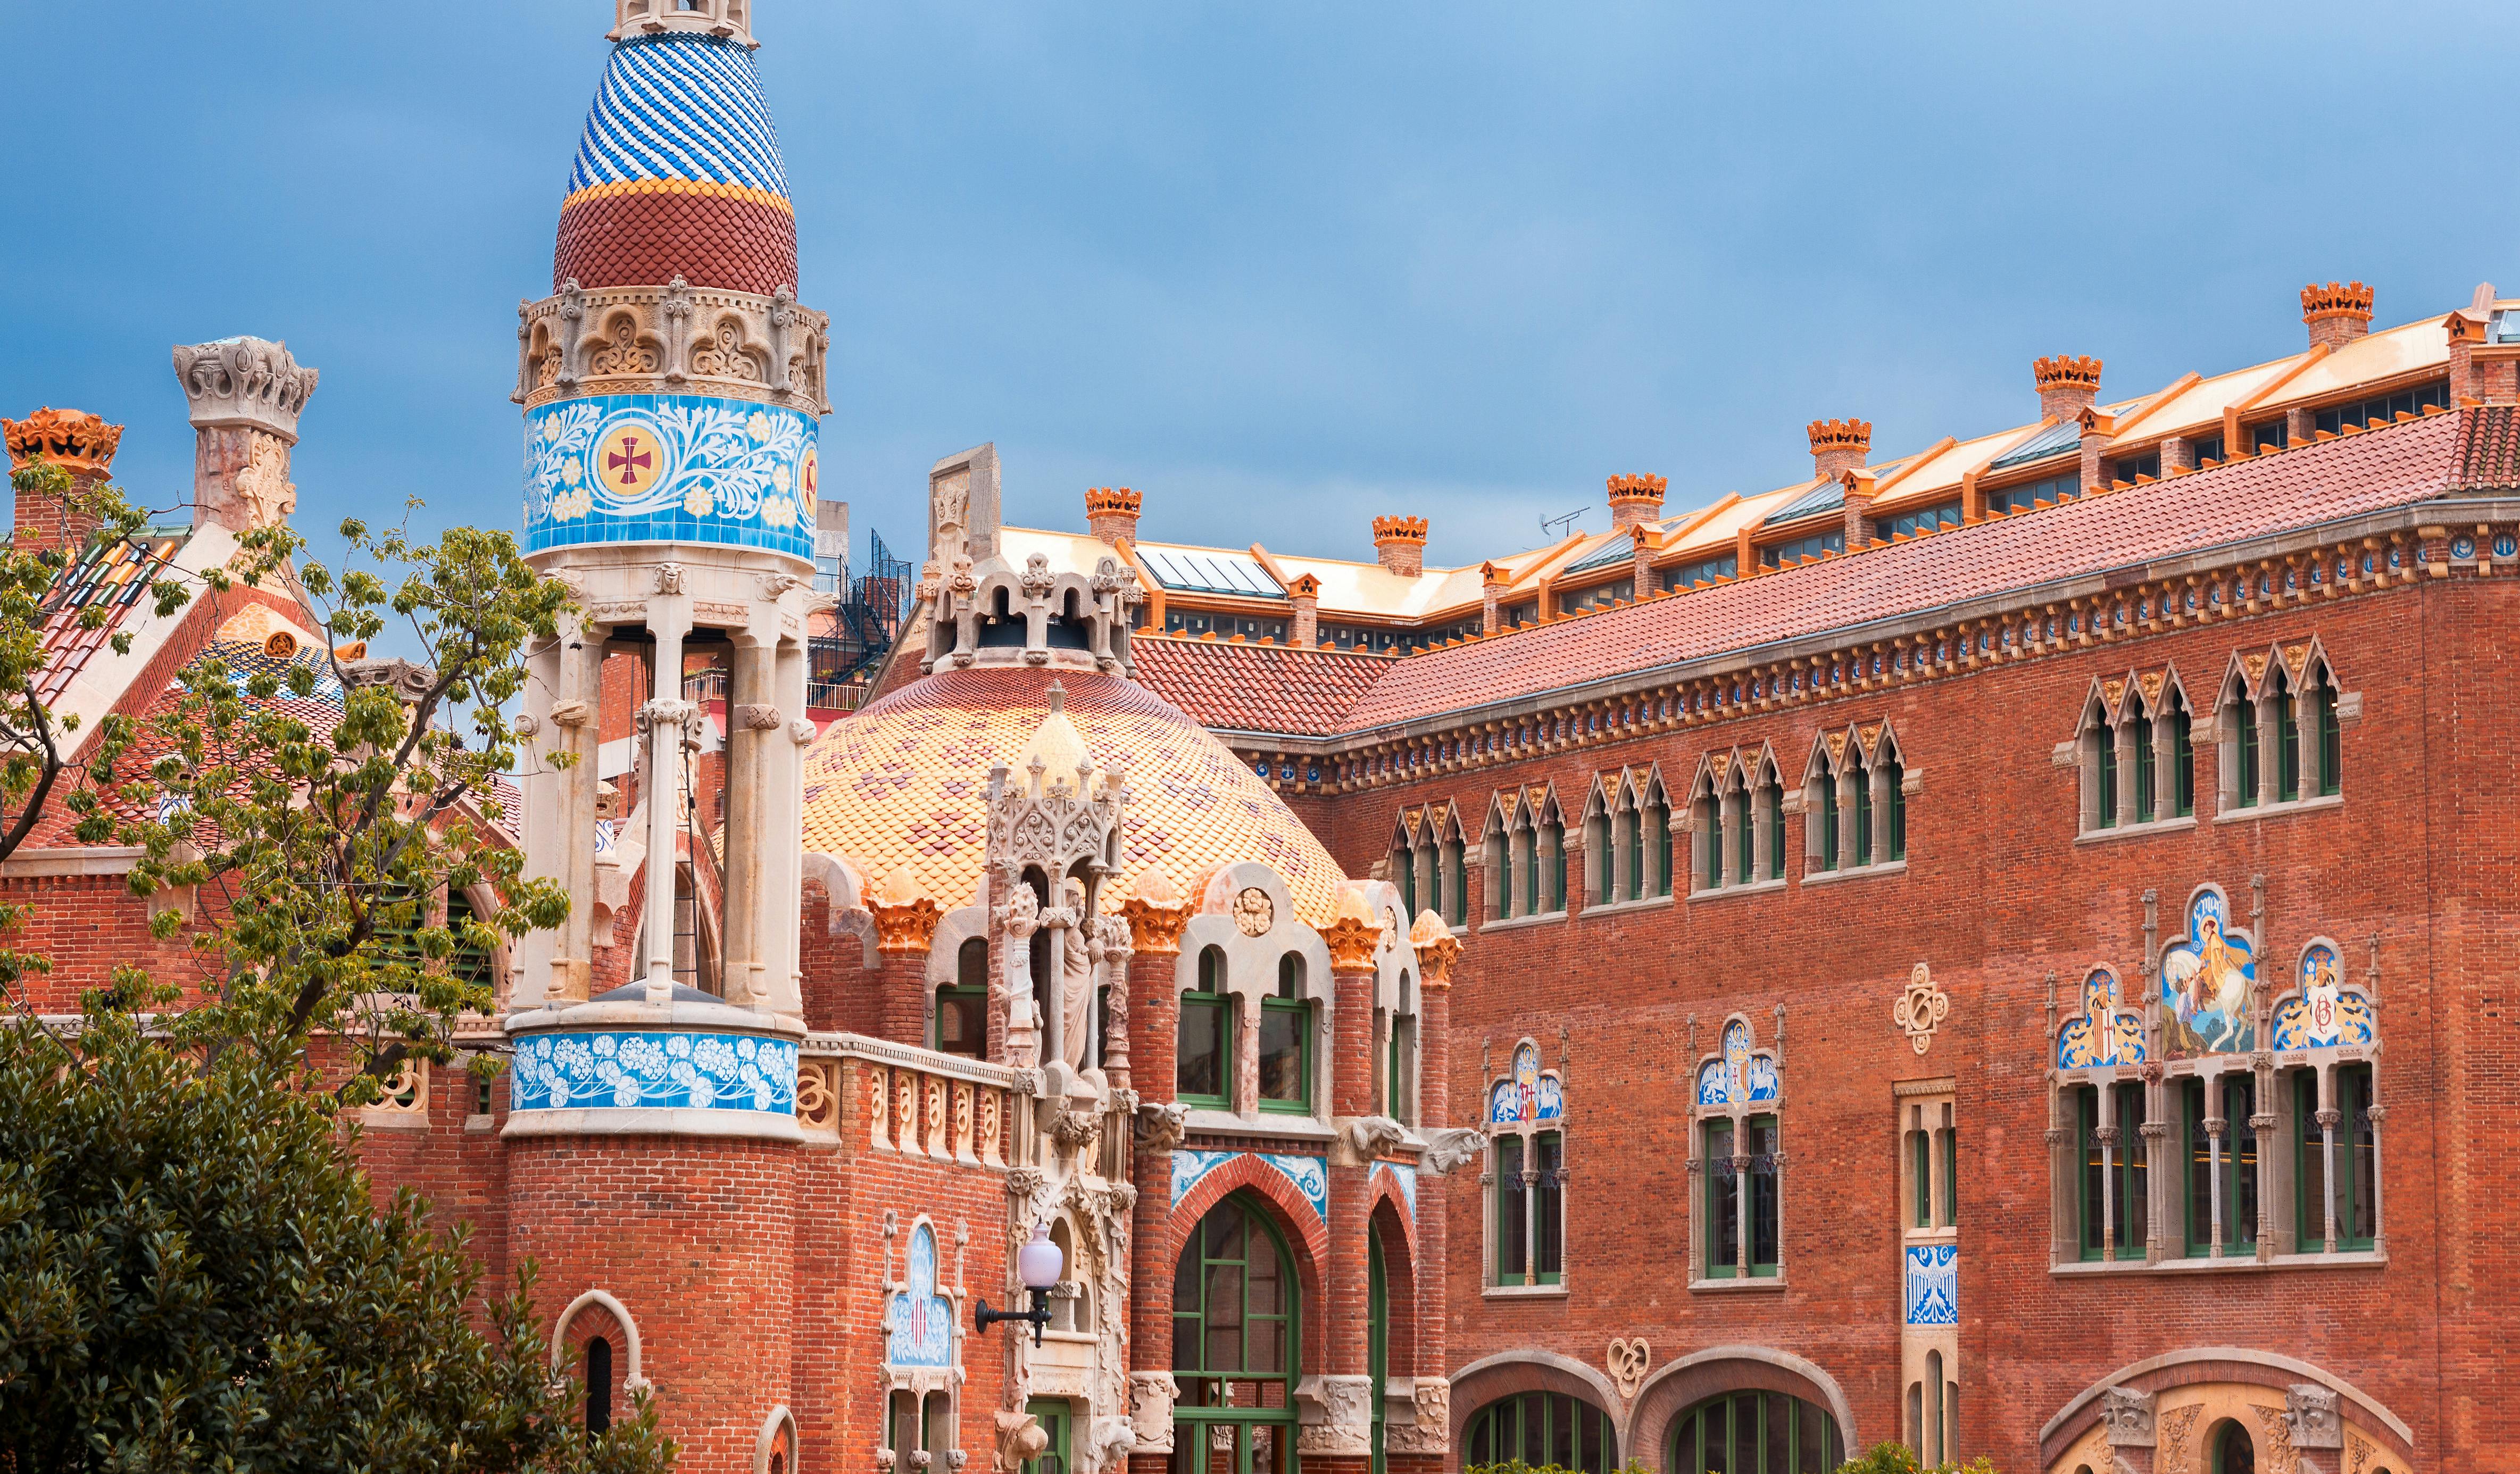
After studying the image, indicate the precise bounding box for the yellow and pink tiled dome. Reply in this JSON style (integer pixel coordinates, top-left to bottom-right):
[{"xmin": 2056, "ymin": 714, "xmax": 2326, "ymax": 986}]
[{"xmin": 799, "ymin": 667, "xmax": 1346, "ymax": 925}]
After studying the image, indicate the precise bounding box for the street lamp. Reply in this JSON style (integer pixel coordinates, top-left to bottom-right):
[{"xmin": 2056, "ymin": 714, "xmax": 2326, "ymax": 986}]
[{"xmin": 975, "ymin": 1221, "xmax": 1065, "ymax": 1347}]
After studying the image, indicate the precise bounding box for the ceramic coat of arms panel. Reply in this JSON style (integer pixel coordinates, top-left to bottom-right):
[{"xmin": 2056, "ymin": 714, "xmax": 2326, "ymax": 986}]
[{"xmin": 525, "ymin": 392, "xmax": 818, "ymax": 561}]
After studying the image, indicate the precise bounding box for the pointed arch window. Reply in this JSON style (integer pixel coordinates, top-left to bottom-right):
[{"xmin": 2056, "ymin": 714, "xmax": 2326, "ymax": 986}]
[
  {"xmin": 2077, "ymin": 673, "xmax": 2198, "ymax": 837},
  {"xmin": 1692, "ymin": 1017, "xmax": 1784, "ymax": 1282},
  {"xmin": 2217, "ymin": 648, "xmax": 2346, "ymax": 817},
  {"xmin": 1802, "ymin": 725, "xmax": 1907, "ymax": 881},
  {"xmin": 1484, "ymin": 1039, "xmax": 1567, "ymax": 1291}
]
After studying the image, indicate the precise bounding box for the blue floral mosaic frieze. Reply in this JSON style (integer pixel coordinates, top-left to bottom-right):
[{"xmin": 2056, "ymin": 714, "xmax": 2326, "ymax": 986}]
[
  {"xmin": 523, "ymin": 393, "xmax": 818, "ymax": 561},
  {"xmin": 1373, "ymin": 1160, "xmax": 1417, "ymax": 1219},
  {"xmin": 509, "ymin": 1028, "xmax": 799, "ymax": 1114},
  {"xmin": 1904, "ymin": 1243, "xmax": 1957, "ymax": 1327},
  {"xmin": 1170, "ymin": 1150, "xmax": 1329, "ymax": 1225}
]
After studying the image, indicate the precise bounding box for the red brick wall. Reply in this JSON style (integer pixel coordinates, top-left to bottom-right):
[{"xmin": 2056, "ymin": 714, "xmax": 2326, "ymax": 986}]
[{"xmin": 1307, "ymin": 574, "xmax": 2498, "ymax": 1469}]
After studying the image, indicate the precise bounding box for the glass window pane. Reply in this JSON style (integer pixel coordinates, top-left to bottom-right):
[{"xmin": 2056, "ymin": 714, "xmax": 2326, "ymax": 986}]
[
  {"xmin": 1703, "ymin": 1397, "xmax": 1730, "ymax": 1474},
  {"xmin": 1798, "ymin": 1400, "xmax": 1827, "ymax": 1474},
  {"xmin": 2228, "ymin": 1075, "xmax": 2259, "ymax": 1246},
  {"xmin": 1258, "ymin": 1004, "xmax": 1304, "ymax": 1104},
  {"xmin": 1178, "ymin": 1001, "xmax": 1225, "ymax": 1100},
  {"xmin": 1208, "ymin": 1205, "xmax": 1245, "ymax": 1263},
  {"xmin": 1766, "ymin": 1393, "xmax": 1791, "ymax": 1474},
  {"xmin": 1550, "ymin": 1394, "xmax": 1576, "ymax": 1471}
]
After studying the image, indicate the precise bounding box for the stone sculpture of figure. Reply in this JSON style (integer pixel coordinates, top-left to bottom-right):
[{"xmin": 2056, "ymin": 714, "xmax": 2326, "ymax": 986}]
[
  {"xmin": 995, "ymin": 879, "xmax": 1043, "ymax": 1068},
  {"xmin": 1059, "ymin": 879, "xmax": 1094, "ymax": 1070}
]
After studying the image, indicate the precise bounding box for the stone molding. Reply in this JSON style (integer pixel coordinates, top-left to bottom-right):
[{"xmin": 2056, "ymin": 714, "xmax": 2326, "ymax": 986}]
[{"xmin": 518, "ymin": 280, "xmax": 830, "ymax": 414}]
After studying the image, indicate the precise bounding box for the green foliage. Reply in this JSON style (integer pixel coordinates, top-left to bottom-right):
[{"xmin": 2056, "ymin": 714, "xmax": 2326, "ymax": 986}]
[
  {"xmin": 0, "ymin": 1007, "xmax": 673, "ymax": 1472},
  {"xmin": 68, "ymin": 509, "xmax": 573, "ymax": 1103},
  {"xmin": 1832, "ymin": 1442, "xmax": 2000, "ymax": 1474},
  {"xmin": 1468, "ymin": 1461, "xmax": 1659, "ymax": 1474}
]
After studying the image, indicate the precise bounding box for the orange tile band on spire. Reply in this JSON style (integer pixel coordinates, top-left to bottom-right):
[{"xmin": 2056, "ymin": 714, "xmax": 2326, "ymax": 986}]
[
  {"xmin": 1806, "ymin": 418, "xmax": 1873, "ymax": 454},
  {"xmin": 3, "ymin": 407, "xmax": 123, "ymax": 478},
  {"xmin": 560, "ymin": 176, "xmax": 797, "ymax": 216},
  {"xmin": 2301, "ymin": 280, "xmax": 2375, "ymax": 323},
  {"xmin": 2033, "ymin": 355, "xmax": 2105, "ymax": 392},
  {"xmin": 1372, "ymin": 515, "xmax": 1429, "ymax": 544}
]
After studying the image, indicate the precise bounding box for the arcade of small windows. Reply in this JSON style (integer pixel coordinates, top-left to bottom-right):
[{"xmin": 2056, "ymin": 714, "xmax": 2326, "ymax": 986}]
[
  {"xmin": 2216, "ymin": 645, "xmax": 2342, "ymax": 817},
  {"xmin": 1692, "ymin": 1017, "xmax": 1784, "ymax": 1284},
  {"xmin": 1323, "ymin": 617, "xmax": 1482, "ymax": 654},
  {"xmin": 1162, "ymin": 609, "xmax": 1288, "ymax": 642},
  {"xmin": 1557, "ymin": 578, "xmax": 1632, "ymax": 617},
  {"xmin": 1802, "ymin": 722, "xmax": 1906, "ymax": 880},
  {"xmin": 2052, "ymin": 917, "xmax": 2384, "ymax": 1268},
  {"xmin": 2075, "ymin": 671, "xmax": 2197, "ymax": 837},
  {"xmin": 1480, "ymin": 786, "xmax": 1568, "ymax": 924},
  {"xmin": 1483, "ymin": 1039, "xmax": 1567, "ymax": 1292},
  {"xmin": 1389, "ymin": 804, "xmax": 1468, "ymax": 929},
  {"xmin": 1874, "ymin": 499, "xmax": 1960, "ymax": 541},
  {"xmin": 2314, "ymin": 378, "xmax": 2447, "ymax": 436},
  {"xmin": 1983, "ymin": 467, "xmax": 2080, "ymax": 516},
  {"xmin": 1177, "ymin": 943, "xmax": 1319, "ymax": 1117},
  {"xmin": 1665, "ymin": 550, "xmax": 1739, "ymax": 589},
  {"xmin": 1687, "ymin": 747, "xmax": 1785, "ymax": 897},
  {"xmin": 1465, "ymin": 1393, "xmax": 1617, "ymax": 1474},
  {"xmin": 1760, "ymin": 528, "xmax": 1844, "ymax": 567},
  {"xmin": 1581, "ymin": 767, "xmax": 1671, "ymax": 910}
]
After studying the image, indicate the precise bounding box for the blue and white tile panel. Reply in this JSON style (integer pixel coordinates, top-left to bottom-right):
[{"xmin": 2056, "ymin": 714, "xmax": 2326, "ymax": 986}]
[
  {"xmin": 509, "ymin": 1028, "xmax": 798, "ymax": 1114},
  {"xmin": 1904, "ymin": 1243, "xmax": 1957, "ymax": 1327},
  {"xmin": 526, "ymin": 393, "xmax": 818, "ymax": 562},
  {"xmin": 1170, "ymin": 1150, "xmax": 1330, "ymax": 1226}
]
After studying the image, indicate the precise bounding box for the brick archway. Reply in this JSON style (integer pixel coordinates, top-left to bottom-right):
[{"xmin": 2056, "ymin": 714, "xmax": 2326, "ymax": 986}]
[
  {"xmin": 2036, "ymin": 1348, "xmax": 2416, "ymax": 1473},
  {"xmin": 1448, "ymin": 1350, "xmax": 1626, "ymax": 1455},
  {"xmin": 1368, "ymin": 1194, "xmax": 1419, "ymax": 1379},
  {"xmin": 1168, "ymin": 1159, "xmax": 1330, "ymax": 1372},
  {"xmin": 1627, "ymin": 1346, "xmax": 1858, "ymax": 1469}
]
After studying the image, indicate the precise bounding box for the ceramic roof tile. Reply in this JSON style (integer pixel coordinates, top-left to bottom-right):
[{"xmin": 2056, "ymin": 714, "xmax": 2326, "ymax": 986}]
[
  {"xmin": 1129, "ymin": 636, "xmax": 1391, "ymax": 736},
  {"xmin": 33, "ymin": 527, "xmax": 194, "ymax": 705},
  {"xmin": 1330, "ymin": 409, "xmax": 2466, "ymax": 734},
  {"xmin": 2454, "ymin": 404, "xmax": 2520, "ymax": 488}
]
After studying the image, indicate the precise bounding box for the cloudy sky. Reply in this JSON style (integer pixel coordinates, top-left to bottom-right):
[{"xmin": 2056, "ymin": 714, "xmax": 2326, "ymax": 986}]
[{"xmin": 4, "ymin": 1, "xmax": 2513, "ymax": 578}]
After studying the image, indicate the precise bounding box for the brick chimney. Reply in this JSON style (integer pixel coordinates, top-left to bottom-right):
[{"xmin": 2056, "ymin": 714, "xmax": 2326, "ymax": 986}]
[
  {"xmin": 2301, "ymin": 280, "xmax": 2374, "ymax": 351},
  {"xmin": 1807, "ymin": 418, "xmax": 1870, "ymax": 481},
  {"xmin": 1606, "ymin": 473, "xmax": 1667, "ymax": 529},
  {"xmin": 1373, "ymin": 515, "xmax": 1427, "ymax": 578},
  {"xmin": 1286, "ymin": 571, "xmax": 1320, "ymax": 647},
  {"xmin": 1479, "ymin": 560, "xmax": 1511, "ymax": 633},
  {"xmin": 3, "ymin": 407, "xmax": 122, "ymax": 554},
  {"xmin": 1085, "ymin": 485, "xmax": 1142, "ymax": 545},
  {"xmin": 171, "ymin": 337, "xmax": 319, "ymax": 535},
  {"xmin": 2034, "ymin": 355, "xmax": 2103, "ymax": 423}
]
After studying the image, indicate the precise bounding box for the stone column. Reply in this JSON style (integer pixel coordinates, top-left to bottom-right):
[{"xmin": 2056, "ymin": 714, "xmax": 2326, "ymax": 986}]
[
  {"xmin": 637, "ymin": 593, "xmax": 694, "ymax": 998},
  {"xmin": 2152, "ymin": 706, "xmax": 2182, "ymax": 820},
  {"xmin": 1308, "ymin": 888, "xmax": 1384, "ymax": 1474},
  {"xmin": 764, "ymin": 633, "xmax": 811, "ymax": 1020},
  {"xmin": 2255, "ymin": 692, "xmax": 2284, "ymax": 806},
  {"xmin": 1122, "ymin": 879, "xmax": 1190, "ymax": 1474},
  {"xmin": 170, "ymin": 337, "xmax": 319, "ymax": 536},
  {"xmin": 721, "ymin": 636, "xmax": 776, "ymax": 1007},
  {"xmin": 1836, "ymin": 768, "xmax": 1862, "ymax": 868},
  {"xmin": 2114, "ymin": 721, "xmax": 2141, "ymax": 827}
]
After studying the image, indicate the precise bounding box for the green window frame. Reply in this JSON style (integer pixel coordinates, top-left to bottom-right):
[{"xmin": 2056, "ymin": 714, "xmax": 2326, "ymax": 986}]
[
  {"xmin": 1495, "ymin": 1134, "xmax": 1529, "ymax": 1285},
  {"xmin": 1524, "ymin": 830, "xmax": 1540, "ymax": 917},
  {"xmin": 2297, "ymin": 1065, "xmax": 2377, "ymax": 1252},
  {"xmin": 1465, "ymin": 1392, "xmax": 1617, "ymax": 1473},
  {"xmin": 1546, "ymin": 823, "xmax": 1566, "ymax": 911},
  {"xmin": 1393, "ymin": 848, "xmax": 1415, "ymax": 919},
  {"xmin": 2096, "ymin": 731, "xmax": 2119, "ymax": 828},
  {"xmin": 1883, "ymin": 755, "xmax": 1906, "ymax": 860},
  {"xmin": 1171, "ymin": 1195, "xmax": 1300, "ymax": 1468},
  {"xmin": 1819, "ymin": 780, "xmax": 1840, "ymax": 871},
  {"xmin": 2181, "ymin": 1079, "xmax": 2212, "ymax": 1256},
  {"xmin": 2277, "ymin": 683, "xmax": 2302, "ymax": 800},
  {"xmin": 1747, "ymin": 1114, "xmax": 1779, "ymax": 1275},
  {"xmin": 2224, "ymin": 1073, "xmax": 2259, "ymax": 1250},
  {"xmin": 1177, "ymin": 947, "xmax": 1233, "ymax": 1109},
  {"xmin": 2135, "ymin": 722, "xmax": 2158, "ymax": 822},
  {"xmin": 1765, "ymin": 780, "xmax": 1786, "ymax": 879},
  {"xmin": 2175, "ymin": 706, "xmax": 2196, "ymax": 815},
  {"xmin": 935, "ymin": 936, "xmax": 991, "ymax": 1057},
  {"xmin": 1533, "ymin": 1131, "xmax": 1564, "ymax": 1285},
  {"xmin": 1444, "ymin": 839, "xmax": 1467, "ymax": 926},
  {"xmin": 1652, "ymin": 802, "xmax": 1673, "ymax": 897},
  {"xmin": 2075, "ymin": 1085, "xmax": 2149, "ymax": 1260},
  {"xmin": 1700, "ymin": 797, "xmax": 1722, "ymax": 891},
  {"xmin": 1703, "ymin": 1117, "xmax": 1739, "ymax": 1278},
  {"xmin": 2316, "ymin": 682, "xmax": 2341, "ymax": 795},
  {"xmin": 1589, "ymin": 815, "xmax": 1612, "ymax": 902},
  {"xmin": 1733, "ymin": 793, "xmax": 1753, "ymax": 884},
  {"xmin": 1255, "ymin": 997, "xmax": 1309, "ymax": 1114},
  {"xmin": 1623, "ymin": 810, "xmax": 1643, "ymax": 900},
  {"xmin": 2237, "ymin": 707, "xmax": 2261, "ymax": 807},
  {"xmin": 1667, "ymin": 1390, "xmax": 1843, "ymax": 1474},
  {"xmin": 1911, "ymin": 1128, "xmax": 1932, "ymax": 1229},
  {"xmin": 1937, "ymin": 1122, "xmax": 1957, "ymax": 1226},
  {"xmin": 1854, "ymin": 775, "xmax": 1875, "ymax": 864}
]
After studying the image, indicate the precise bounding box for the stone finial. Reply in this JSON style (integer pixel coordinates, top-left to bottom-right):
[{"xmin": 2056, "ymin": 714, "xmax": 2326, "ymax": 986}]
[
  {"xmin": 1605, "ymin": 473, "xmax": 1668, "ymax": 529},
  {"xmin": 1085, "ymin": 486, "xmax": 1142, "ymax": 546},
  {"xmin": 609, "ymin": 0, "xmax": 756, "ymax": 48},
  {"xmin": 171, "ymin": 338, "xmax": 319, "ymax": 444},
  {"xmin": 869, "ymin": 863, "xmax": 942, "ymax": 952},
  {"xmin": 1321, "ymin": 884, "xmax": 1384, "ymax": 971},
  {"xmin": 2302, "ymin": 280, "xmax": 2375, "ymax": 349},
  {"xmin": 3, "ymin": 408, "xmax": 123, "ymax": 480},
  {"xmin": 1371, "ymin": 515, "xmax": 1428, "ymax": 578},
  {"xmin": 1409, "ymin": 907, "xmax": 1461, "ymax": 988},
  {"xmin": 2034, "ymin": 355, "xmax": 2104, "ymax": 423},
  {"xmin": 1807, "ymin": 418, "xmax": 1872, "ymax": 480}
]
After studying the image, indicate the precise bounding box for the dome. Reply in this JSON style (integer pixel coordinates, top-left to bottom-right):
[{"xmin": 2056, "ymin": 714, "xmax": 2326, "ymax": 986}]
[
  {"xmin": 554, "ymin": 34, "xmax": 798, "ymax": 295},
  {"xmin": 799, "ymin": 667, "xmax": 1347, "ymax": 926}
]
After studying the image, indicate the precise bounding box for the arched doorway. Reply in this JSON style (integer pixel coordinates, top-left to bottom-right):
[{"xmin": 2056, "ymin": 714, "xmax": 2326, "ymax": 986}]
[
  {"xmin": 2209, "ymin": 1420, "xmax": 2255, "ymax": 1474},
  {"xmin": 1172, "ymin": 1193, "xmax": 1299, "ymax": 1474},
  {"xmin": 1667, "ymin": 1389, "xmax": 1843, "ymax": 1474},
  {"xmin": 1464, "ymin": 1392, "xmax": 1618, "ymax": 1473},
  {"xmin": 1368, "ymin": 1230, "xmax": 1387, "ymax": 1474}
]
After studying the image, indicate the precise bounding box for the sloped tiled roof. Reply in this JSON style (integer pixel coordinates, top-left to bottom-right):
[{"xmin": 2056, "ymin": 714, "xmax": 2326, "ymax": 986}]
[
  {"xmin": 2454, "ymin": 404, "xmax": 2520, "ymax": 489},
  {"xmin": 1327, "ymin": 409, "xmax": 2465, "ymax": 734},
  {"xmin": 1129, "ymin": 636, "xmax": 1391, "ymax": 736},
  {"xmin": 32, "ymin": 526, "xmax": 193, "ymax": 705}
]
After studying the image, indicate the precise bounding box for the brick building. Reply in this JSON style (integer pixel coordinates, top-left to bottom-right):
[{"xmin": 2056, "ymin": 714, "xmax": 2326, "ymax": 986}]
[{"xmin": 7, "ymin": 4, "xmax": 2517, "ymax": 1474}]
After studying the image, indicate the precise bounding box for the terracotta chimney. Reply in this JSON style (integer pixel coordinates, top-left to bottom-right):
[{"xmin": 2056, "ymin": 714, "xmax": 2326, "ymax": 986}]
[
  {"xmin": 2301, "ymin": 281, "xmax": 2374, "ymax": 351},
  {"xmin": 2034, "ymin": 355, "xmax": 2103, "ymax": 424},
  {"xmin": 1606, "ymin": 473, "xmax": 1667, "ymax": 529},
  {"xmin": 171, "ymin": 337, "xmax": 319, "ymax": 535},
  {"xmin": 3, "ymin": 407, "xmax": 122, "ymax": 554},
  {"xmin": 1372, "ymin": 515, "xmax": 1427, "ymax": 578},
  {"xmin": 1479, "ymin": 560, "xmax": 1511, "ymax": 634},
  {"xmin": 1085, "ymin": 485, "xmax": 1142, "ymax": 545},
  {"xmin": 1807, "ymin": 419, "xmax": 1871, "ymax": 481},
  {"xmin": 1287, "ymin": 571, "xmax": 1321, "ymax": 647}
]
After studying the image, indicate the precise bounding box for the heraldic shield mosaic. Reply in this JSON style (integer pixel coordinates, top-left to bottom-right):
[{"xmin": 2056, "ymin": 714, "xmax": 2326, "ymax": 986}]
[
  {"xmin": 2056, "ymin": 966, "xmax": 2146, "ymax": 1070},
  {"xmin": 2273, "ymin": 940, "xmax": 2377, "ymax": 1050},
  {"xmin": 887, "ymin": 1222, "xmax": 954, "ymax": 1370},
  {"xmin": 525, "ymin": 392, "xmax": 819, "ymax": 560},
  {"xmin": 1488, "ymin": 1040, "xmax": 1566, "ymax": 1125},
  {"xmin": 1695, "ymin": 1019, "xmax": 1780, "ymax": 1106},
  {"xmin": 2160, "ymin": 887, "xmax": 2255, "ymax": 1054}
]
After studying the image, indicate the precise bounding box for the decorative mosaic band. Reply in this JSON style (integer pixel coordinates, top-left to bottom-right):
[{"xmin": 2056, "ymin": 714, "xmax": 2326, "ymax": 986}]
[
  {"xmin": 509, "ymin": 1028, "xmax": 799, "ymax": 1114},
  {"xmin": 561, "ymin": 176, "xmax": 794, "ymax": 215},
  {"xmin": 1170, "ymin": 1148, "xmax": 1329, "ymax": 1225},
  {"xmin": 524, "ymin": 393, "xmax": 817, "ymax": 562},
  {"xmin": 1904, "ymin": 1243, "xmax": 1957, "ymax": 1327}
]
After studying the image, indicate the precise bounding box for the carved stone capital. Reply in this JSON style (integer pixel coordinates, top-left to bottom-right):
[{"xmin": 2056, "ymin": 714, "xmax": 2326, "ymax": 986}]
[
  {"xmin": 172, "ymin": 337, "xmax": 319, "ymax": 442},
  {"xmin": 339, "ymin": 656, "xmax": 438, "ymax": 703},
  {"xmin": 1322, "ymin": 916, "xmax": 1383, "ymax": 972},
  {"xmin": 870, "ymin": 895, "xmax": 943, "ymax": 952},
  {"xmin": 1129, "ymin": 1372, "xmax": 1180, "ymax": 1452},
  {"xmin": 1296, "ymin": 1375, "xmax": 1376, "ymax": 1456},
  {"xmin": 735, "ymin": 702, "xmax": 784, "ymax": 731},
  {"xmin": 634, "ymin": 697, "xmax": 703, "ymax": 734},
  {"xmin": 1120, "ymin": 896, "xmax": 1191, "ymax": 955}
]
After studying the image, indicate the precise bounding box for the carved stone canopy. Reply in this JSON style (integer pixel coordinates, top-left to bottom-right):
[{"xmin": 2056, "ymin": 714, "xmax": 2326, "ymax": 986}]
[{"xmin": 172, "ymin": 337, "xmax": 319, "ymax": 442}]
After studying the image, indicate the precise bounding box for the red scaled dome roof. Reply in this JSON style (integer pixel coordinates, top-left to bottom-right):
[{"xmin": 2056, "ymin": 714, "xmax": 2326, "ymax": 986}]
[
  {"xmin": 553, "ymin": 34, "xmax": 797, "ymax": 295},
  {"xmin": 799, "ymin": 667, "xmax": 1348, "ymax": 926}
]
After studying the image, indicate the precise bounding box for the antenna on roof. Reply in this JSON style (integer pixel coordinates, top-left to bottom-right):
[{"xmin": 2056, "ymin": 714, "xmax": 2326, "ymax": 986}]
[{"xmin": 1540, "ymin": 508, "xmax": 1587, "ymax": 538}]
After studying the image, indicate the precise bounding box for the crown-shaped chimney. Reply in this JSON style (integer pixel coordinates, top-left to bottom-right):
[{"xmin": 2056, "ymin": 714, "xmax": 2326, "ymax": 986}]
[
  {"xmin": 1373, "ymin": 515, "xmax": 1428, "ymax": 578},
  {"xmin": 2033, "ymin": 355, "xmax": 2103, "ymax": 423},
  {"xmin": 1606, "ymin": 473, "xmax": 1667, "ymax": 528},
  {"xmin": 1085, "ymin": 486, "xmax": 1142, "ymax": 546},
  {"xmin": 2301, "ymin": 280, "xmax": 2375, "ymax": 350},
  {"xmin": 4, "ymin": 407, "xmax": 123, "ymax": 555},
  {"xmin": 1806, "ymin": 418, "xmax": 1871, "ymax": 480}
]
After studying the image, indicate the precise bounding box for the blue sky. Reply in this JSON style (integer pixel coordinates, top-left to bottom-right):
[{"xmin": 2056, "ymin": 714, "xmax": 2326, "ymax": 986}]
[{"xmin": 5, "ymin": 1, "xmax": 2514, "ymax": 579}]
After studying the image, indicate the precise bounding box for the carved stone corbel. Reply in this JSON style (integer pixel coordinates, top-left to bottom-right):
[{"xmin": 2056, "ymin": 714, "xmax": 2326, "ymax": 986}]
[{"xmin": 660, "ymin": 275, "xmax": 694, "ymax": 383}]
